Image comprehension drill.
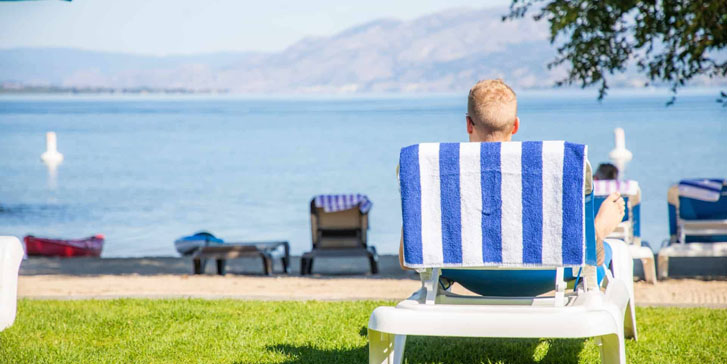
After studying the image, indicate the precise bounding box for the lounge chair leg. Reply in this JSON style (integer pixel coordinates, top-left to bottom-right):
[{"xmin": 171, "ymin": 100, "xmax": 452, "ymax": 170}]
[
  {"xmin": 282, "ymin": 242, "xmax": 290, "ymax": 274},
  {"xmin": 624, "ymin": 299, "xmax": 637, "ymax": 340},
  {"xmin": 368, "ymin": 328, "xmax": 395, "ymax": 364},
  {"xmin": 657, "ymin": 254, "xmax": 669, "ymax": 280},
  {"xmin": 368, "ymin": 249, "xmax": 379, "ymax": 275},
  {"xmin": 262, "ymin": 255, "xmax": 272, "ymax": 275},
  {"xmin": 300, "ymin": 258, "xmax": 308, "ymax": 276},
  {"xmin": 193, "ymin": 258, "xmax": 205, "ymax": 274},
  {"xmin": 599, "ymin": 333, "xmax": 626, "ymax": 364},
  {"xmin": 641, "ymin": 257, "xmax": 657, "ymax": 284},
  {"xmin": 393, "ymin": 335, "xmax": 406, "ymax": 364},
  {"xmin": 216, "ymin": 259, "xmax": 226, "ymax": 275}
]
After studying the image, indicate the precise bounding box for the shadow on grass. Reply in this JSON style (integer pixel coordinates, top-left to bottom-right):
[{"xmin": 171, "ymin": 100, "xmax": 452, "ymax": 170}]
[
  {"xmin": 261, "ymin": 344, "xmax": 367, "ymax": 364},
  {"xmin": 403, "ymin": 336, "xmax": 587, "ymax": 364},
  {"xmin": 263, "ymin": 330, "xmax": 587, "ymax": 364}
]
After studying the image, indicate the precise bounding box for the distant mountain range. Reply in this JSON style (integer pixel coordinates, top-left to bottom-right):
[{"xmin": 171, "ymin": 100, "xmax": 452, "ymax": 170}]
[{"xmin": 1, "ymin": 7, "xmax": 724, "ymax": 93}]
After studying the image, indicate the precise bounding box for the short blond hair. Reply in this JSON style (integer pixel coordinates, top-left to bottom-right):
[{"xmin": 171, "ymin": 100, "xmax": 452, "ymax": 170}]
[{"xmin": 467, "ymin": 79, "xmax": 517, "ymax": 135}]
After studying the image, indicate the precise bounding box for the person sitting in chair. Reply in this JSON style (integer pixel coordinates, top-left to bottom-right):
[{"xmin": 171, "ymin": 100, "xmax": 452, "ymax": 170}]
[
  {"xmin": 398, "ymin": 79, "xmax": 626, "ymax": 296},
  {"xmin": 594, "ymin": 163, "xmax": 619, "ymax": 180}
]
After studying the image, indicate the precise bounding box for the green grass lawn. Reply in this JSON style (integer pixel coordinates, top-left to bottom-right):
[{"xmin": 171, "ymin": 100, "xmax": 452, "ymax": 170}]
[{"xmin": 1, "ymin": 299, "xmax": 725, "ymax": 364}]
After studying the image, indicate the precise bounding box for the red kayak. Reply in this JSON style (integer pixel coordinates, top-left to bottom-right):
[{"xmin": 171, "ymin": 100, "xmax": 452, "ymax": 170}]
[{"xmin": 24, "ymin": 235, "xmax": 104, "ymax": 257}]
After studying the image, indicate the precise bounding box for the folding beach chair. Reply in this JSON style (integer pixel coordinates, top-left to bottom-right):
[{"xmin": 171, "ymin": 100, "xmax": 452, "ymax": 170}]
[
  {"xmin": 593, "ymin": 180, "xmax": 656, "ymax": 283},
  {"xmin": 368, "ymin": 141, "xmax": 637, "ymax": 364},
  {"xmin": 658, "ymin": 179, "xmax": 727, "ymax": 279},
  {"xmin": 0, "ymin": 236, "xmax": 24, "ymax": 331},
  {"xmin": 301, "ymin": 194, "xmax": 378, "ymax": 275}
]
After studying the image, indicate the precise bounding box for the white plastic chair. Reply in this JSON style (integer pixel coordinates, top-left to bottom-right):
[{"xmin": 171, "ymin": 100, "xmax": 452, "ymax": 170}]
[
  {"xmin": 658, "ymin": 180, "xmax": 727, "ymax": 279},
  {"xmin": 0, "ymin": 236, "xmax": 24, "ymax": 331},
  {"xmin": 368, "ymin": 142, "xmax": 637, "ymax": 364}
]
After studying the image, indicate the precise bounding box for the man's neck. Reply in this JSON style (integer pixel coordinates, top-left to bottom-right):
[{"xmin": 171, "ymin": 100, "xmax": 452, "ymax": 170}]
[{"xmin": 470, "ymin": 133, "xmax": 511, "ymax": 143}]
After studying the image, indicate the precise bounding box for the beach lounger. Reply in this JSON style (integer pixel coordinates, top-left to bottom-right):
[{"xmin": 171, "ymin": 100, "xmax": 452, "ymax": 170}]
[
  {"xmin": 658, "ymin": 179, "xmax": 727, "ymax": 279},
  {"xmin": 368, "ymin": 142, "xmax": 636, "ymax": 364},
  {"xmin": 0, "ymin": 236, "xmax": 24, "ymax": 331},
  {"xmin": 301, "ymin": 195, "xmax": 378, "ymax": 275},
  {"xmin": 594, "ymin": 180, "xmax": 656, "ymax": 283},
  {"xmin": 192, "ymin": 241, "xmax": 290, "ymax": 275}
]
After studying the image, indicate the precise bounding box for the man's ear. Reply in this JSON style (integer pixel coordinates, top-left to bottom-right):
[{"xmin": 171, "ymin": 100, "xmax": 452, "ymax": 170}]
[
  {"xmin": 466, "ymin": 116, "xmax": 474, "ymax": 135},
  {"xmin": 511, "ymin": 117, "xmax": 519, "ymax": 135}
]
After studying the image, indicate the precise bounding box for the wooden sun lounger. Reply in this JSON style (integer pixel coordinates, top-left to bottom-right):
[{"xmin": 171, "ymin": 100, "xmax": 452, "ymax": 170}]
[
  {"xmin": 303, "ymin": 199, "xmax": 379, "ymax": 275},
  {"xmin": 192, "ymin": 241, "xmax": 290, "ymax": 276}
]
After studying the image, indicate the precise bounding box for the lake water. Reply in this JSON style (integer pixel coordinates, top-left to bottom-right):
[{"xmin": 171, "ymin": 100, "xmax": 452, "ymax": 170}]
[{"xmin": 0, "ymin": 90, "xmax": 725, "ymax": 257}]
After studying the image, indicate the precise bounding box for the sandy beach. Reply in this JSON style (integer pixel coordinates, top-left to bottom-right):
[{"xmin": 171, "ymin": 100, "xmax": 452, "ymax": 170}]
[
  {"xmin": 17, "ymin": 255, "xmax": 727, "ymax": 307},
  {"xmin": 16, "ymin": 274, "xmax": 727, "ymax": 308}
]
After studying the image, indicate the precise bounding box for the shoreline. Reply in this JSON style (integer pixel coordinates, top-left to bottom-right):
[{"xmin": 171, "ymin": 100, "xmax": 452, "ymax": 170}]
[
  {"xmin": 1, "ymin": 86, "xmax": 723, "ymax": 99},
  {"xmin": 17, "ymin": 255, "xmax": 727, "ymax": 307},
  {"xmin": 20, "ymin": 254, "xmax": 727, "ymax": 278}
]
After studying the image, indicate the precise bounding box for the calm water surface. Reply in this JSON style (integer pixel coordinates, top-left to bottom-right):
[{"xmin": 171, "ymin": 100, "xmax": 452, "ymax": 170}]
[{"xmin": 0, "ymin": 90, "xmax": 725, "ymax": 256}]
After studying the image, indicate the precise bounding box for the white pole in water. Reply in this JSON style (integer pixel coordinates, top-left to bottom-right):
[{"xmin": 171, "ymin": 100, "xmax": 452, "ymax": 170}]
[
  {"xmin": 608, "ymin": 127, "xmax": 632, "ymax": 180},
  {"xmin": 41, "ymin": 131, "xmax": 63, "ymax": 165}
]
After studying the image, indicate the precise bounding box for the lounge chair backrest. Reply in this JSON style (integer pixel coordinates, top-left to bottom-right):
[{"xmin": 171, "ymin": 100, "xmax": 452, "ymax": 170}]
[
  {"xmin": 315, "ymin": 207, "xmax": 364, "ymax": 228},
  {"xmin": 593, "ymin": 179, "xmax": 639, "ymax": 197},
  {"xmin": 677, "ymin": 179, "xmax": 727, "ymax": 220},
  {"xmin": 593, "ymin": 180, "xmax": 641, "ymax": 240},
  {"xmin": 310, "ymin": 200, "xmax": 368, "ymax": 249},
  {"xmin": 399, "ymin": 141, "xmax": 596, "ymax": 269},
  {"xmin": 668, "ymin": 179, "xmax": 727, "ymax": 243},
  {"xmin": 593, "ymin": 179, "xmax": 640, "ymax": 231}
]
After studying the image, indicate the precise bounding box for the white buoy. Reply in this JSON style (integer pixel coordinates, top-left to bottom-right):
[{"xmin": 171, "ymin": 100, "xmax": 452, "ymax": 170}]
[
  {"xmin": 41, "ymin": 132, "xmax": 63, "ymax": 165},
  {"xmin": 608, "ymin": 127, "xmax": 632, "ymax": 180}
]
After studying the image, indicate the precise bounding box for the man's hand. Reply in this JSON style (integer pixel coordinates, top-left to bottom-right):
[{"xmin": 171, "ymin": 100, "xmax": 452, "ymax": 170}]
[{"xmin": 594, "ymin": 192, "xmax": 626, "ymax": 243}]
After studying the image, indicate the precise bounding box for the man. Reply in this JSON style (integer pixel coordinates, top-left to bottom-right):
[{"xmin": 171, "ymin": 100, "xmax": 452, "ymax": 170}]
[{"xmin": 399, "ymin": 79, "xmax": 625, "ymax": 295}]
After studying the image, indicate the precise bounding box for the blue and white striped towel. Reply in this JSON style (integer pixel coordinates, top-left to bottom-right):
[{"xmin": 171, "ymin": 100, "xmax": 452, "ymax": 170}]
[
  {"xmin": 400, "ymin": 141, "xmax": 590, "ymax": 268},
  {"xmin": 678, "ymin": 179, "xmax": 726, "ymax": 202},
  {"xmin": 314, "ymin": 194, "xmax": 373, "ymax": 214}
]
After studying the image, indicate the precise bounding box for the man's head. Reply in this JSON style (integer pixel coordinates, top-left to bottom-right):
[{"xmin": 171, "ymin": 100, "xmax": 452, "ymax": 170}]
[
  {"xmin": 594, "ymin": 163, "xmax": 619, "ymax": 180},
  {"xmin": 466, "ymin": 79, "xmax": 519, "ymax": 142}
]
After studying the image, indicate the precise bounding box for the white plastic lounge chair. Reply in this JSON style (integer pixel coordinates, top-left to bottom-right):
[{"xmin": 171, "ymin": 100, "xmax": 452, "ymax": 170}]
[
  {"xmin": 593, "ymin": 180, "xmax": 656, "ymax": 283},
  {"xmin": 658, "ymin": 179, "xmax": 727, "ymax": 279},
  {"xmin": 368, "ymin": 141, "xmax": 637, "ymax": 364},
  {"xmin": 0, "ymin": 236, "xmax": 24, "ymax": 331}
]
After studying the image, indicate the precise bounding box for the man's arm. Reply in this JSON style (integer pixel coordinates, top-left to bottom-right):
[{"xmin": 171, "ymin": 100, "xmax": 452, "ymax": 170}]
[{"xmin": 594, "ymin": 191, "xmax": 626, "ymax": 265}]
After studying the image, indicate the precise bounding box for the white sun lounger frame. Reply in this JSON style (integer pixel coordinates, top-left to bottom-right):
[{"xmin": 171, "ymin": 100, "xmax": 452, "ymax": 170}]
[
  {"xmin": 0, "ymin": 236, "xmax": 24, "ymax": 331},
  {"xmin": 658, "ymin": 219, "xmax": 727, "ymax": 279},
  {"xmin": 368, "ymin": 239, "xmax": 637, "ymax": 364}
]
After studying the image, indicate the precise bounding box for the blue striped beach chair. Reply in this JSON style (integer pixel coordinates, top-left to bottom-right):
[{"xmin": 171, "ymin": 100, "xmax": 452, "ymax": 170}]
[
  {"xmin": 593, "ymin": 180, "xmax": 656, "ymax": 283},
  {"xmin": 658, "ymin": 179, "xmax": 727, "ymax": 279},
  {"xmin": 368, "ymin": 141, "xmax": 637, "ymax": 364}
]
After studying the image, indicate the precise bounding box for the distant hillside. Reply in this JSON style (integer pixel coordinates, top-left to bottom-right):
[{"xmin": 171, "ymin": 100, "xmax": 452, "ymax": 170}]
[{"xmin": 1, "ymin": 7, "xmax": 724, "ymax": 93}]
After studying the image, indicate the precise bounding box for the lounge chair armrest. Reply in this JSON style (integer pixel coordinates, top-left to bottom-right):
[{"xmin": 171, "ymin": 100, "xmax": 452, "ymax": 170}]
[
  {"xmin": 417, "ymin": 268, "xmax": 440, "ymax": 304},
  {"xmin": 679, "ymin": 219, "xmax": 727, "ymax": 233}
]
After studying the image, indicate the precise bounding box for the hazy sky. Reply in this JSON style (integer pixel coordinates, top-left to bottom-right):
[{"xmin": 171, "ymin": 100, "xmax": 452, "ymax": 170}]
[{"xmin": 0, "ymin": 0, "xmax": 509, "ymax": 55}]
